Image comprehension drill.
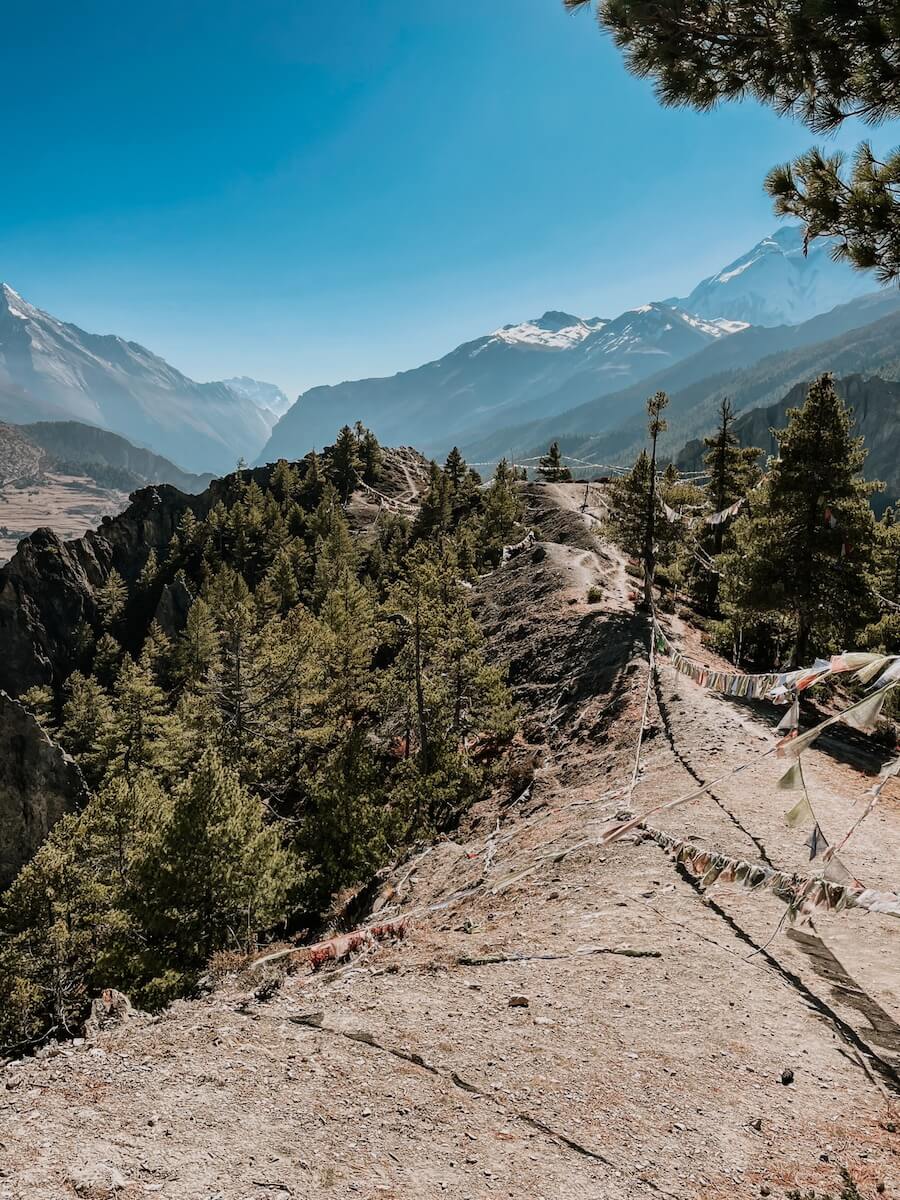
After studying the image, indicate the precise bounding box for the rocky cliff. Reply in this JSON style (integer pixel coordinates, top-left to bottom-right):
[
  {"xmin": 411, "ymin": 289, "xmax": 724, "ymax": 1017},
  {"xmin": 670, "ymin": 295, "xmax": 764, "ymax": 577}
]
[
  {"xmin": 0, "ymin": 690, "xmax": 87, "ymax": 888},
  {"xmin": 0, "ymin": 483, "xmax": 207, "ymax": 695}
]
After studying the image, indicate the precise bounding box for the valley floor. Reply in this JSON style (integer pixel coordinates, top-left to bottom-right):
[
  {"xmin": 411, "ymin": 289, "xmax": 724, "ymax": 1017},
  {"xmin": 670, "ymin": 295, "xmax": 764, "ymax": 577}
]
[
  {"xmin": 2, "ymin": 483, "xmax": 898, "ymax": 1199},
  {"xmin": 0, "ymin": 473, "xmax": 129, "ymax": 564}
]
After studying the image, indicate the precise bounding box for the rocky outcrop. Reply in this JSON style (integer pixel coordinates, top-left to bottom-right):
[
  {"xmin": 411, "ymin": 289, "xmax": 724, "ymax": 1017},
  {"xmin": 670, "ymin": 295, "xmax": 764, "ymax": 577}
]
[
  {"xmin": 0, "ymin": 690, "xmax": 87, "ymax": 888},
  {"xmin": 0, "ymin": 484, "xmax": 206, "ymax": 695}
]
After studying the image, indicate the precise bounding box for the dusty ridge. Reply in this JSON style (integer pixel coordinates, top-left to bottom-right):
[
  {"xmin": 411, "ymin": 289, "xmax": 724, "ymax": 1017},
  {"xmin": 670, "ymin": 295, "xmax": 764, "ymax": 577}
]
[{"xmin": 1, "ymin": 482, "xmax": 898, "ymax": 1200}]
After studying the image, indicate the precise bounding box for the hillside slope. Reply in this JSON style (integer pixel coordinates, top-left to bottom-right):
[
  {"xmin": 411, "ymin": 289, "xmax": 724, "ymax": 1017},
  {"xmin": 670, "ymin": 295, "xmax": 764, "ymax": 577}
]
[
  {"xmin": 460, "ymin": 289, "xmax": 900, "ymax": 464},
  {"xmin": 19, "ymin": 422, "xmax": 214, "ymax": 493},
  {"xmin": 2, "ymin": 483, "xmax": 897, "ymax": 1199},
  {"xmin": 678, "ymin": 374, "xmax": 900, "ymax": 509},
  {"xmin": 0, "ymin": 422, "xmax": 214, "ymax": 564}
]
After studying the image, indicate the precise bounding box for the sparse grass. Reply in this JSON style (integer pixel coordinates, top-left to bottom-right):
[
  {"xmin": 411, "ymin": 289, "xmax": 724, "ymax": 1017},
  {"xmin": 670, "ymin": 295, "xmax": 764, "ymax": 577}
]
[{"xmin": 587, "ymin": 585, "xmax": 603, "ymax": 604}]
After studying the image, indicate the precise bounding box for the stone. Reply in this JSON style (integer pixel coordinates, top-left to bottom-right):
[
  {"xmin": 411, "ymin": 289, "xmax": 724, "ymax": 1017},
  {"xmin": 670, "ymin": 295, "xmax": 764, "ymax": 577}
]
[{"xmin": 0, "ymin": 690, "xmax": 87, "ymax": 888}]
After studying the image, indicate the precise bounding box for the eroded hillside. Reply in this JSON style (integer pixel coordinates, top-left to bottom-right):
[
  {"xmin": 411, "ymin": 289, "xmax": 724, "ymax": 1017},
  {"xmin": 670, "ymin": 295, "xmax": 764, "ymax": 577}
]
[{"xmin": 2, "ymin": 481, "xmax": 897, "ymax": 1200}]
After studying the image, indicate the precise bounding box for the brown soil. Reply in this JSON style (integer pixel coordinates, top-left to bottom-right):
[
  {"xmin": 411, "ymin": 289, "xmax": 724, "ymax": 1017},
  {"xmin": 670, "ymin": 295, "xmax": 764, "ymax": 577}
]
[{"xmin": 2, "ymin": 481, "xmax": 898, "ymax": 1200}]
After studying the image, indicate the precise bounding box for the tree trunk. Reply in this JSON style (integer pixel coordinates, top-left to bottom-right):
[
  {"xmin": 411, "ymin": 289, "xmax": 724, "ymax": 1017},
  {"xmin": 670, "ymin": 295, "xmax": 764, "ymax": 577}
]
[{"xmin": 643, "ymin": 429, "xmax": 659, "ymax": 609}]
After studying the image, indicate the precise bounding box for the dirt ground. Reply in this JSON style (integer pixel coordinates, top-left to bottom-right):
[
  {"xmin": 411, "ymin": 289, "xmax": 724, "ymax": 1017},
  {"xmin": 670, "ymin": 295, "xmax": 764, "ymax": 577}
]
[
  {"xmin": 1, "ymin": 481, "xmax": 898, "ymax": 1200},
  {"xmin": 0, "ymin": 474, "xmax": 129, "ymax": 564}
]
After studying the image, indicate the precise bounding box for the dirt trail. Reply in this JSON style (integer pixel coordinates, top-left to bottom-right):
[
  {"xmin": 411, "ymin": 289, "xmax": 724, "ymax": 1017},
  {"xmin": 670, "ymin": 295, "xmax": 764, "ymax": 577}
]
[{"xmin": 2, "ymin": 482, "xmax": 898, "ymax": 1200}]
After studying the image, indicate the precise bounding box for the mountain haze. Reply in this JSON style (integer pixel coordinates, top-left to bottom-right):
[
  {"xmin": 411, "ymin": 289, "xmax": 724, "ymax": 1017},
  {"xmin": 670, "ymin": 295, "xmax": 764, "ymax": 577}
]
[
  {"xmin": 0, "ymin": 285, "xmax": 271, "ymax": 474},
  {"xmin": 260, "ymin": 304, "xmax": 745, "ymax": 463},
  {"xmin": 461, "ymin": 289, "xmax": 900, "ymax": 464},
  {"xmin": 497, "ymin": 298, "xmax": 900, "ymax": 472},
  {"xmin": 260, "ymin": 226, "xmax": 887, "ymax": 466},
  {"xmin": 672, "ymin": 227, "xmax": 877, "ymax": 327},
  {"xmin": 677, "ymin": 374, "xmax": 900, "ymax": 511}
]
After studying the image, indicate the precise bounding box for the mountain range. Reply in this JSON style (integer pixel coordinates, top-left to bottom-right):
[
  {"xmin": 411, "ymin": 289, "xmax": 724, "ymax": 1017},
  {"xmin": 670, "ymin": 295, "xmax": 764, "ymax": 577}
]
[
  {"xmin": 0, "ymin": 285, "xmax": 280, "ymax": 474},
  {"xmin": 1, "ymin": 224, "xmax": 893, "ymax": 481},
  {"xmin": 260, "ymin": 226, "xmax": 888, "ymax": 465},
  {"xmin": 461, "ymin": 288, "xmax": 900, "ymax": 467},
  {"xmin": 261, "ymin": 305, "xmax": 746, "ymax": 463}
]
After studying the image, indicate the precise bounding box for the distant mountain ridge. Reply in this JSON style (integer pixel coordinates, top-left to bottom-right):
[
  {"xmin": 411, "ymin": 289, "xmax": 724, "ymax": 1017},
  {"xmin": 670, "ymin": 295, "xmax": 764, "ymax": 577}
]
[
  {"xmin": 460, "ymin": 289, "xmax": 900, "ymax": 465},
  {"xmin": 260, "ymin": 225, "xmax": 886, "ymax": 465},
  {"xmin": 671, "ymin": 226, "xmax": 876, "ymax": 327},
  {"xmin": 0, "ymin": 285, "xmax": 271, "ymax": 474},
  {"xmin": 221, "ymin": 376, "xmax": 293, "ymax": 422},
  {"xmin": 17, "ymin": 422, "xmax": 213, "ymax": 493},
  {"xmin": 480, "ymin": 293, "xmax": 900, "ymax": 474},
  {"xmin": 260, "ymin": 302, "xmax": 747, "ymax": 464}
]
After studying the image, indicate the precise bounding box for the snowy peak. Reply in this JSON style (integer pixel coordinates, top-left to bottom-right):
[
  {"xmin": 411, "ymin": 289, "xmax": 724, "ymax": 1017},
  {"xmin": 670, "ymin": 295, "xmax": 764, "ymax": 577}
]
[
  {"xmin": 0, "ymin": 283, "xmax": 273, "ymax": 473},
  {"xmin": 222, "ymin": 376, "xmax": 293, "ymax": 419},
  {"xmin": 490, "ymin": 310, "xmax": 607, "ymax": 350},
  {"xmin": 677, "ymin": 224, "xmax": 877, "ymax": 327}
]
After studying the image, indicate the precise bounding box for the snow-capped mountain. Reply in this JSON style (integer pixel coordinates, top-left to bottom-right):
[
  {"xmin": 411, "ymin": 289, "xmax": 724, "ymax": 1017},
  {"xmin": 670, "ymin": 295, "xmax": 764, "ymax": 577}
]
[
  {"xmin": 221, "ymin": 376, "xmax": 293, "ymax": 422},
  {"xmin": 260, "ymin": 302, "xmax": 746, "ymax": 462},
  {"xmin": 0, "ymin": 284, "xmax": 272, "ymax": 473},
  {"xmin": 674, "ymin": 226, "xmax": 876, "ymax": 327}
]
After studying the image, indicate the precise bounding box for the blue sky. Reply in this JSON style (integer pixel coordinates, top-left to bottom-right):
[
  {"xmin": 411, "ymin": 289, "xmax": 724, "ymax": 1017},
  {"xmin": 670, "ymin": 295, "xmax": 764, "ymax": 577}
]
[{"xmin": 0, "ymin": 0, "xmax": 890, "ymax": 397}]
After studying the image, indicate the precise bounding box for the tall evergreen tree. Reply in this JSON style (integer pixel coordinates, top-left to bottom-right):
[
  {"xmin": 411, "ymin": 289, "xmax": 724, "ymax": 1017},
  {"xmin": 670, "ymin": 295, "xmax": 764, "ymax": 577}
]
[
  {"xmin": 863, "ymin": 503, "xmax": 900, "ymax": 653},
  {"xmin": 720, "ymin": 375, "xmax": 880, "ymax": 664},
  {"xmin": 537, "ymin": 441, "xmax": 573, "ymax": 482},
  {"xmin": 95, "ymin": 568, "xmax": 127, "ymax": 631},
  {"xmin": 703, "ymin": 398, "xmax": 762, "ymax": 550},
  {"xmin": 328, "ymin": 425, "xmax": 362, "ymax": 502},
  {"xmin": 479, "ymin": 459, "xmax": 523, "ymax": 565},
  {"xmin": 130, "ymin": 750, "xmax": 295, "ymax": 972},
  {"xmin": 102, "ymin": 655, "xmax": 176, "ymax": 782},
  {"xmin": 174, "ymin": 597, "xmax": 219, "ymax": 690},
  {"xmin": 359, "ymin": 427, "xmax": 383, "ymax": 485},
  {"xmin": 605, "ymin": 451, "xmax": 652, "ymax": 561}
]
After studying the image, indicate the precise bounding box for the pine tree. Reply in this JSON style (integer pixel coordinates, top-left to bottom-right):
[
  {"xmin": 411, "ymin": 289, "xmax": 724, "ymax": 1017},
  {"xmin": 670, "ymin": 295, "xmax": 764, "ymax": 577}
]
[
  {"xmin": 720, "ymin": 375, "xmax": 880, "ymax": 664},
  {"xmin": 359, "ymin": 427, "xmax": 383, "ymax": 485},
  {"xmin": 328, "ymin": 425, "xmax": 362, "ymax": 503},
  {"xmin": 0, "ymin": 812, "xmax": 102, "ymax": 1046},
  {"xmin": 863, "ymin": 503, "xmax": 900, "ymax": 653},
  {"xmin": 703, "ymin": 398, "xmax": 762, "ymax": 551},
  {"xmin": 566, "ymin": 1, "xmax": 900, "ymax": 281},
  {"xmin": 266, "ymin": 545, "xmax": 300, "ymax": 612},
  {"xmin": 101, "ymin": 655, "xmax": 176, "ymax": 782},
  {"xmin": 139, "ymin": 620, "xmax": 172, "ymax": 684},
  {"xmin": 19, "ymin": 685, "xmax": 56, "ymax": 732},
  {"xmin": 312, "ymin": 498, "xmax": 358, "ymax": 606},
  {"xmin": 605, "ymin": 450, "xmax": 652, "ymax": 561},
  {"xmin": 269, "ymin": 458, "xmax": 298, "ymax": 503},
  {"xmin": 641, "ymin": 391, "xmax": 669, "ymax": 606},
  {"xmin": 130, "ymin": 749, "xmax": 295, "ymax": 970},
  {"xmin": 537, "ymin": 441, "xmax": 573, "ymax": 482},
  {"xmin": 412, "ymin": 461, "xmax": 451, "ymax": 542},
  {"xmin": 444, "ymin": 447, "xmax": 466, "ymax": 492},
  {"xmin": 92, "ymin": 632, "xmax": 123, "ymax": 687},
  {"xmin": 95, "ymin": 568, "xmax": 127, "ymax": 631},
  {"xmin": 479, "ymin": 459, "xmax": 523, "ymax": 565},
  {"xmin": 56, "ymin": 671, "xmax": 114, "ymax": 787},
  {"xmin": 174, "ymin": 597, "xmax": 219, "ymax": 689},
  {"xmin": 137, "ymin": 549, "xmax": 159, "ymax": 591},
  {"xmin": 297, "ymin": 451, "xmax": 326, "ymax": 510}
]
